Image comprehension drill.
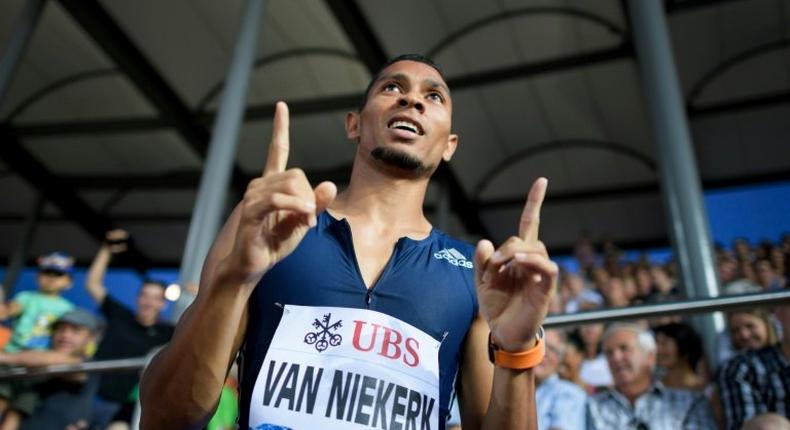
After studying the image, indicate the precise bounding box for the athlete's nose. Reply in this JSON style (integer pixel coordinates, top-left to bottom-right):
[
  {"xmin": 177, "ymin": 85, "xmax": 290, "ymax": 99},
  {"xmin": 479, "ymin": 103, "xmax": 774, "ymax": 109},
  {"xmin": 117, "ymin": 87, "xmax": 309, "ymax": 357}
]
[{"xmin": 398, "ymin": 96, "xmax": 425, "ymax": 113}]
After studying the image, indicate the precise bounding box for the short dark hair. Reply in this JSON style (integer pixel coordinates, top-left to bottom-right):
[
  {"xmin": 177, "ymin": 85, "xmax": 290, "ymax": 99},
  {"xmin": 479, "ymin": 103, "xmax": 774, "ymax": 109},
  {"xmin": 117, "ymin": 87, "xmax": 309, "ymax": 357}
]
[
  {"xmin": 565, "ymin": 330, "xmax": 586, "ymax": 353},
  {"xmin": 653, "ymin": 322, "xmax": 703, "ymax": 370},
  {"xmin": 358, "ymin": 54, "xmax": 446, "ymax": 111}
]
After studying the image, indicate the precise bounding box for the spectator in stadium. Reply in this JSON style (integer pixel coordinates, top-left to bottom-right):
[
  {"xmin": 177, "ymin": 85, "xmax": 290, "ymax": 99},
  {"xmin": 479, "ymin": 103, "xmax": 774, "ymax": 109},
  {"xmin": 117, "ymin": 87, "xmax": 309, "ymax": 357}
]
[
  {"xmin": 718, "ymin": 253, "xmax": 740, "ymax": 286},
  {"xmin": 85, "ymin": 230, "xmax": 174, "ymax": 428},
  {"xmin": 577, "ymin": 320, "xmax": 613, "ymax": 390},
  {"xmin": 727, "ymin": 308, "xmax": 777, "ymax": 353},
  {"xmin": 648, "ymin": 264, "xmax": 678, "ymax": 301},
  {"xmin": 0, "ymin": 309, "xmax": 100, "ymax": 430},
  {"xmin": 573, "ymin": 234, "xmax": 596, "ymax": 274},
  {"xmin": 653, "ymin": 322, "xmax": 706, "ymax": 391},
  {"xmin": 768, "ymin": 245, "xmax": 786, "ymax": 281},
  {"xmin": 621, "ymin": 276, "xmax": 638, "ymax": 304},
  {"xmin": 558, "ymin": 330, "xmax": 587, "ymax": 391},
  {"xmin": 633, "ymin": 266, "xmax": 655, "ymax": 303},
  {"xmin": 715, "ymin": 282, "xmax": 778, "ymax": 365},
  {"xmin": 559, "ymin": 272, "xmax": 585, "ymax": 314},
  {"xmin": 716, "ymin": 303, "xmax": 790, "ymax": 430},
  {"xmin": 738, "ymin": 260, "xmax": 758, "ymax": 285},
  {"xmin": 587, "ymin": 323, "xmax": 715, "ymax": 429},
  {"xmin": 600, "ymin": 276, "xmax": 629, "ymax": 308},
  {"xmin": 733, "ymin": 238, "xmax": 753, "ymax": 263},
  {"xmin": 0, "ymin": 252, "xmax": 75, "ymax": 352},
  {"xmin": 534, "ymin": 329, "xmax": 586, "ymax": 430},
  {"xmin": 755, "ymin": 259, "xmax": 785, "ymax": 290},
  {"xmin": 589, "ymin": 266, "xmax": 610, "ymax": 294}
]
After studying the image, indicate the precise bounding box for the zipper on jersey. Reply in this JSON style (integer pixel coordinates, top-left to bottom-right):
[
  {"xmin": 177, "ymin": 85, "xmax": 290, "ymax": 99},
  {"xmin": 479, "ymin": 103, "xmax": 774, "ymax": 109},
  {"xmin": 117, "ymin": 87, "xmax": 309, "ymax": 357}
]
[
  {"xmin": 337, "ymin": 218, "xmax": 401, "ymax": 309},
  {"xmin": 365, "ymin": 289, "xmax": 373, "ymax": 307}
]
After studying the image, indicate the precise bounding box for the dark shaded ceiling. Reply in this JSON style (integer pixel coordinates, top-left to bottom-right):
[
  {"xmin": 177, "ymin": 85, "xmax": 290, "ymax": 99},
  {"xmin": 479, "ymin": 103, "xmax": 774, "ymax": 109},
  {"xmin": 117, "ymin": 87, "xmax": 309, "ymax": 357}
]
[{"xmin": 1, "ymin": 0, "xmax": 788, "ymax": 268}]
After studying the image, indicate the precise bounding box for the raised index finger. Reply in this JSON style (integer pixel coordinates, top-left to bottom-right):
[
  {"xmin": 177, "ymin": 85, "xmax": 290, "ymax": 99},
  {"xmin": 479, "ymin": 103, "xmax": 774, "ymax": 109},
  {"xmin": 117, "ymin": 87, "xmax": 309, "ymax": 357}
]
[
  {"xmin": 263, "ymin": 101, "xmax": 289, "ymax": 177},
  {"xmin": 519, "ymin": 177, "xmax": 548, "ymax": 244}
]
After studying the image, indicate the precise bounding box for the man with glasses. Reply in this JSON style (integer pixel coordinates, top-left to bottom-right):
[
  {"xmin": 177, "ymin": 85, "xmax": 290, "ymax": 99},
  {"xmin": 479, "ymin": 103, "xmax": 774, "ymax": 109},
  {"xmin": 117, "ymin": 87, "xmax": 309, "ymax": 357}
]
[
  {"xmin": 587, "ymin": 323, "xmax": 715, "ymax": 429},
  {"xmin": 0, "ymin": 252, "xmax": 75, "ymax": 352}
]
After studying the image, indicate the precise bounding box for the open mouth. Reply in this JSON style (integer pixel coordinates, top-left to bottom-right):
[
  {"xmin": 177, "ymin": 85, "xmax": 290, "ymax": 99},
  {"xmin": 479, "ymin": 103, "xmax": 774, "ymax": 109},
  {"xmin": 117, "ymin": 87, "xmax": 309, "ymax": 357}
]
[{"xmin": 387, "ymin": 118, "xmax": 424, "ymax": 135}]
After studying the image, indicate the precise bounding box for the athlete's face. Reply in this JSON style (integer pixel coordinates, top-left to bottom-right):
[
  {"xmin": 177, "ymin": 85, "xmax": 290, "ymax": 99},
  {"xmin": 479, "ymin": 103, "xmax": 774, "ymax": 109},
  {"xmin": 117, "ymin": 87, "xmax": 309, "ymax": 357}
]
[{"xmin": 346, "ymin": 60, "xmax": 458, "ymax": 178}]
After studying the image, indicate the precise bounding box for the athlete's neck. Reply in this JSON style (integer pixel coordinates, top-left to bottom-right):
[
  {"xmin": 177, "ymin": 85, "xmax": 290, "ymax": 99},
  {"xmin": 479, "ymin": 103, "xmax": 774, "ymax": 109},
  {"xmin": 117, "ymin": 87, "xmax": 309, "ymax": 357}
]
[{"xmin": 329, "ymin": 156, "xmax": 432, "ymax": 237}]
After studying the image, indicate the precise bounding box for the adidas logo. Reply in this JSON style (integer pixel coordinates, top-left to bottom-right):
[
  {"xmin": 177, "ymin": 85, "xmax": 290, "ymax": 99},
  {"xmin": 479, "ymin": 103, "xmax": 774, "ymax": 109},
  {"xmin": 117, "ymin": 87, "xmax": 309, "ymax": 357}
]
[{"xmin": 433, "ymin": 248, "xmax": 473, "ymax": 269}]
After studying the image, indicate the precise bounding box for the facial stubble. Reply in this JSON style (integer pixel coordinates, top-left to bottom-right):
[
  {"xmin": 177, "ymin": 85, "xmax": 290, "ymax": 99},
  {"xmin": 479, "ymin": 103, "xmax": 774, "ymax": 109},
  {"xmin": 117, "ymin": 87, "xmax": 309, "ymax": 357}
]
[{"xmin": 371, "ymin": 146, "xmax": 434, "ymax": 178}]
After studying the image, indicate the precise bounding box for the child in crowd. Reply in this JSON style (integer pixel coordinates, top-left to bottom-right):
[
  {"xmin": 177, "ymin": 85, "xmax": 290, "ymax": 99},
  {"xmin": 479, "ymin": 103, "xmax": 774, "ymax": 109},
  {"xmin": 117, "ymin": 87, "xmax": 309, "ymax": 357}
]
[{"xmin": 0, "ymin": 252, "xmax": 75, "ymax": 352}]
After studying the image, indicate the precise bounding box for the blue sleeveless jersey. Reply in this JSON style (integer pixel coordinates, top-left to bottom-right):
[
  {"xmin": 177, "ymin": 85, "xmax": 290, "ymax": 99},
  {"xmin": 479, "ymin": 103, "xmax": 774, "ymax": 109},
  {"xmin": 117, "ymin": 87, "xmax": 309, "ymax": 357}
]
[{"xmin": 239, "ymin": 212, "xmax": 479, "ymax": 429}]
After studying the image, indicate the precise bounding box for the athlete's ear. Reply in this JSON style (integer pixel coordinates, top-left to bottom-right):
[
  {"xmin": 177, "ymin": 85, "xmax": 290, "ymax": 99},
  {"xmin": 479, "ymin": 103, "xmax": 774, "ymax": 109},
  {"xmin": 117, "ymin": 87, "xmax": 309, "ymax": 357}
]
[
  {"xmin": 442, "ymin": 134, "xmax": 458, "ymax": 162},
  {"xmin": 345, "ymin": 111, "xmax": 360, "ymax": 140}
]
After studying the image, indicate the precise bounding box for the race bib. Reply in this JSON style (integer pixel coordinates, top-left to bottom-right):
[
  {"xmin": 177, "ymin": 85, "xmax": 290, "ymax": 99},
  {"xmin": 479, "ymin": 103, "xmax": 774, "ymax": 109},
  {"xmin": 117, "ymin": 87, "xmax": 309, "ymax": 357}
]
[{"xmin": 249, "ymin": 305, "xmax": 441, "ymax": 430}]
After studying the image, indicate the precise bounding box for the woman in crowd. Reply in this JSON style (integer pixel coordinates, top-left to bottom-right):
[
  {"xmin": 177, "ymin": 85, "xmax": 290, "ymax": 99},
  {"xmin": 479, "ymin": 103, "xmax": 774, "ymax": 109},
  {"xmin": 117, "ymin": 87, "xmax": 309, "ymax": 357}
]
[
  {"xmin": 576, "ymin": 320, "xmax": 613, "ymax": 390},
  {"xmin": 654, "ymin": 322, "xmax": 707, "ymax": 391}
]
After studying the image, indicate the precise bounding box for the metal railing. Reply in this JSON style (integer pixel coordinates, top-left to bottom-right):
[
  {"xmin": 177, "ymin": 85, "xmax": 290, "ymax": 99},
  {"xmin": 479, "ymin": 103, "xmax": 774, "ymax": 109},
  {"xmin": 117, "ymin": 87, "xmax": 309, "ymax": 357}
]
[
  {"xmin": 544, "ymin": 289, "xmax": 790, "ymax": 327},
  {"xmin": 1, "ymin": 289, "xmax": 789, "ymax": 381}
]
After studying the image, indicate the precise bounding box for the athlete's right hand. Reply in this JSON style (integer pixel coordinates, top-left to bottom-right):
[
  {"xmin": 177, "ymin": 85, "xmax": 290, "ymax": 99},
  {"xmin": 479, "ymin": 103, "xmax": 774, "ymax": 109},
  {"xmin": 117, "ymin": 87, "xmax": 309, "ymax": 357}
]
[{"xmin": 223, "ymin": 101, "xmax": 337, "ymax": 284}]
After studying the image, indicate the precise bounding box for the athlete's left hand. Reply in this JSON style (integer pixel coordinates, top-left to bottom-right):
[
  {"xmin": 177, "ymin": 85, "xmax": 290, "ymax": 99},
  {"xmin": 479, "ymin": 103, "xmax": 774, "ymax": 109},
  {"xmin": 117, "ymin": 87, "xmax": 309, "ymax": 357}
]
[{"xmin": 474, "ymin": 177, "xmax": 558, "ymax": 352}]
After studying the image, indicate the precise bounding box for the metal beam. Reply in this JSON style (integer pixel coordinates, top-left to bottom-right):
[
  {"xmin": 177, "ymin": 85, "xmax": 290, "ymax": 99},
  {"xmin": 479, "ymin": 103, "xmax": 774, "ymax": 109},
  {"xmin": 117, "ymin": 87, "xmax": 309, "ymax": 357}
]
[
  {"xmin": 12, "ymin": 44, "xmax": 634, "ymax": 137},
  {"xmin": 689, "ymin": 90, "xmax": 790, "ymax": 117},
  {"xmin": 665, "ymin": 0, "xmax": 748, "ymax": 14},
  {"xmin": 546, "ymin": 289, "xmax": 790, "ymax": 328},
  {"xmin": 16, "ymin": 82, "xmax": 787, "ymax": 138},
  {"xmin": 2, "ymin": 195, "xmax": 43, "ymax": 300},
  {"xmin": 46, "ymin": 167, "xmax": 790, "ymax": 205},
  {"xmin": 55, "ymin": 0, "xmax": 248, "ymax": 193},
  {"xmin": 0, "ymin": 125, "xmax": 151, "ymax": 268},
  {"xmin": 57, "ymin": 164, "xmax": 353, "ymax": 189},
  {"xmin": 435, "ymin": 164, "xmax": 487, "ymax": 236},
  {"xmin": 447, "ymin": 43, "xmax": 632, "ymax": 90},
  {"xmin": 324, "ymin": 0, "xmax": 387, "ymax": 71},
  {"xmin": 478, "ymin": 169, "xmax": 790, "ymax": 209},
  {"xmin": 13, "ymin": 116, "xmax": 167, "ymax": 136},
  {"xmin": 0, "ymin": 0, "xmax": 46, "ymax": 107},
  {"xmin": 427, "ymin": 7, "xmax": 625, "ymax": 58},
  {"xmin": 5, "ymin": 289, "xmax": 788, "ymax": 380},
  {"xmin": 629, "ymin": 0, "xmax": 720, "ymax": 367}
]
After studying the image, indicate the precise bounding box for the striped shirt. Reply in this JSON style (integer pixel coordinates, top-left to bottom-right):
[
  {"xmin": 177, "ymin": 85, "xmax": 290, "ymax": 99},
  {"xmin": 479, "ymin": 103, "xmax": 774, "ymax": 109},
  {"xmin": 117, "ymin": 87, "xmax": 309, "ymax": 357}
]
[
  {"xmin": 716, "ymin": 345, "xmax": 790, "ymax": 430},
  {"xmin": 587, "ymin": 381, "xmax": 716, "ymax": 430}
]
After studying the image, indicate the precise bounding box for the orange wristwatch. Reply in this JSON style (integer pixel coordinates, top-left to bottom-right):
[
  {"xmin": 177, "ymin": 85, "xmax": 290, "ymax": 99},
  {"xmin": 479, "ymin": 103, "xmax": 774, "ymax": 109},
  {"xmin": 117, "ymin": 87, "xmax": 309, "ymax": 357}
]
[{"xmin": 488, "ymin": 326, "xmax": 546, "ymax": 369}]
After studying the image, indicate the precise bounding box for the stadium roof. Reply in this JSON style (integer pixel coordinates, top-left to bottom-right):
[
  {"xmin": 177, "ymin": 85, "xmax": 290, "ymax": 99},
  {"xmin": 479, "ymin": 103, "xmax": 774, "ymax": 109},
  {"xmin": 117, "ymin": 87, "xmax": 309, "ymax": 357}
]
[{"xmin": 1, "ymin": 0, "xmax": 788, "ymax": 268}]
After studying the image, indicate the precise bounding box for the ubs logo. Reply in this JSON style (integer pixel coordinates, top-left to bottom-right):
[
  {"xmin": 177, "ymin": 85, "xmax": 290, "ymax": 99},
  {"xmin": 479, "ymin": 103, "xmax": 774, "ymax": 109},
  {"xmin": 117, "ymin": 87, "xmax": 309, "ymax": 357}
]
[{"xmin": 304, "ymin": 313, "xmax": 343, "ymax": 352}]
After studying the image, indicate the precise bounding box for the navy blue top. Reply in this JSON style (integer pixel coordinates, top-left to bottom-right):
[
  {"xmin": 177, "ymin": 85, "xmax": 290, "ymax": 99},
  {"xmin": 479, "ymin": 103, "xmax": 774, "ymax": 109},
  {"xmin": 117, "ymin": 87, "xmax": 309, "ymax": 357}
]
[{"xmin": 239, "ymin": 211, "xmax": 479, "ymax": 429}]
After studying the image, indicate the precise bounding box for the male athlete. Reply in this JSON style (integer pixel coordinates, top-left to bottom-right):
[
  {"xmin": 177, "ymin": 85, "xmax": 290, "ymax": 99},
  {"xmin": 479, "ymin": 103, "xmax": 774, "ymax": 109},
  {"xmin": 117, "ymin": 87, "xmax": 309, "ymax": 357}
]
[{"xmin": 140, "ymin": 54, "xmax": 558, "ymax": 430}]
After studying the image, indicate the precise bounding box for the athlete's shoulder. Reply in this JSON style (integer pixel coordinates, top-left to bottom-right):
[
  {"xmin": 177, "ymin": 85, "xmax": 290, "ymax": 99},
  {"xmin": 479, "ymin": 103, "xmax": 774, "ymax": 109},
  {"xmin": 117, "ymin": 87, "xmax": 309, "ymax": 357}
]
[{"xmin": 429, "ymin": 230, "xmax": 476, "ymax": 270}]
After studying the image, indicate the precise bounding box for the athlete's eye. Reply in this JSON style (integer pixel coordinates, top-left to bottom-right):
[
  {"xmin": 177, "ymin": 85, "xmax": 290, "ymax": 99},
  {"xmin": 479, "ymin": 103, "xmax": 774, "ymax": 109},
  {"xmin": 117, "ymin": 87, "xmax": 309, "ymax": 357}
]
[
  {"xmin": 382, "ymin": 83, "xmax": 401, "ymax": 93},
  {"xmin": 427, "ymin": 92, "xmax": 445, "ymax": 103}
]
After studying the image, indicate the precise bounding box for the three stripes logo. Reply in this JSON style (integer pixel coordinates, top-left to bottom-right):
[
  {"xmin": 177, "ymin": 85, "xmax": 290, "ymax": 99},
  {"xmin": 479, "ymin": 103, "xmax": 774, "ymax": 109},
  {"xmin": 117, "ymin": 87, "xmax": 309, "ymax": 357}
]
[{"xmin": 433, "ymin": 248, "xmax": 473, "ymax": 269}]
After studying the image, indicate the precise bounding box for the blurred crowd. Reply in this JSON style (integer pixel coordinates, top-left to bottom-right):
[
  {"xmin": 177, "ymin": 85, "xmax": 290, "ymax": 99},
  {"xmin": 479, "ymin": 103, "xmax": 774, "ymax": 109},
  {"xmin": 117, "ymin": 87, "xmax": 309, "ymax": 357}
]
[
  {"xmin": 0, "ymin": 231, "xmax": 788, "ymax": 429},
  {"xmin": 0, "ymin": 230, "xmax": 237, "ymax": 430},
  {"xmin": 448, "ymin": 233, "xmax": 790, "ymax": 430}
]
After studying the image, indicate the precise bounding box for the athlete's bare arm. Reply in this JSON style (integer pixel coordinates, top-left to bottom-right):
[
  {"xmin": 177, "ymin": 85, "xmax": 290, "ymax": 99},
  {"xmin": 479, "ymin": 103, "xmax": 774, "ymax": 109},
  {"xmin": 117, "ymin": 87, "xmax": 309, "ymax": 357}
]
[
  {"xmin": 459, "ymin": 178, "xmax": 558, "ymax": 430},
  {"xmin": 139, "ymin": 102, "xmax": 337, "ymax": 429}
]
